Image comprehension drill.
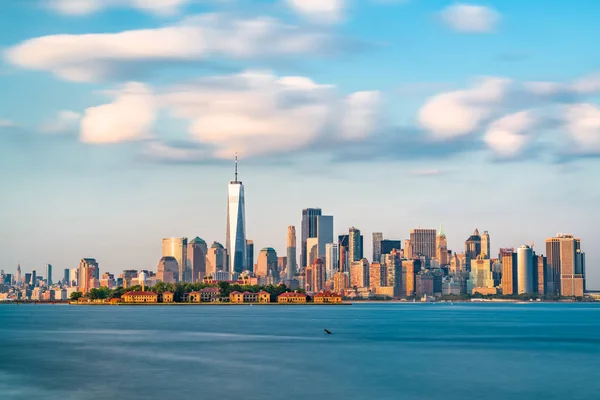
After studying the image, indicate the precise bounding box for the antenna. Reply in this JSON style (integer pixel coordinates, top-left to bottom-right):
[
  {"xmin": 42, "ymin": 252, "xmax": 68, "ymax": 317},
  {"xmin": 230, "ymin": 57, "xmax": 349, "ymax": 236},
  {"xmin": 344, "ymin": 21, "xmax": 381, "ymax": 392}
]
[{"xmin": 234, "ymin": 153, "xmax": 238, "ymax": 182}]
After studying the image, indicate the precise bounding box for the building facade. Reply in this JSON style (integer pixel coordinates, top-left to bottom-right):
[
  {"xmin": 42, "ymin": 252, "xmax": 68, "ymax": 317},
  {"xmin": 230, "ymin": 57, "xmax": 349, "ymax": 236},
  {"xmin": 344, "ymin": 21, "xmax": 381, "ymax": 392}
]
[
  {"xmin": 226, "ymin": 157, "xmax": 247, "ymax": 273},
  {"xmin": 188, "ymin": 237, "xmax": 208, "ymax": 283},
  {"xmin": 286, "ymin": 226, "xmax": 297, "ymax": 279},
  {"xmin": 301, "ymin": 208, "xmax": 322, "ymax": 268},
  {"xmin": 162, "ymin": 237, "xmax": 188, "ymax": 282}
]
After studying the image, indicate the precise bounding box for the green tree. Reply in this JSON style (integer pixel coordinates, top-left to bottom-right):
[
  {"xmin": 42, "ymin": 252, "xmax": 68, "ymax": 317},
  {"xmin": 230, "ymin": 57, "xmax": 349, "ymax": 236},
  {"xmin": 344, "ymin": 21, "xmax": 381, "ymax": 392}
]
[{"xmin": 70, "ymin": 292, "xmax": 83, "ymax": 301}]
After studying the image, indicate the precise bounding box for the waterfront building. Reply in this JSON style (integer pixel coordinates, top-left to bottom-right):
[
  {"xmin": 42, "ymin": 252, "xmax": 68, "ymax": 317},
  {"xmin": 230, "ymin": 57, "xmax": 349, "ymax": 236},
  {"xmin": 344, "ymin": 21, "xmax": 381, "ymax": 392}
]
[
  {"xmin": 416, "ymin": 271, "xmax": 435, "ymax": 297},
  {"xmin": 372, "ymin": 232, "xmax": 383, "ymax": 265},
  {"xmin": 545, "ymin": 236, "xmax": 562, "ymax": 294},
  {"xmin": 410, "ymin": 228, "xmax": 436, "ymax": 258},
  {"xmin": 200, "ymin": 287, "xmax": 220, "ymax": 302},
  {"xmin": 123, "ymin": 291, "xmax": 158, "ymax": 303},
  {"xmin": 349, "ymin": 227, "xmax": 363, "ymax": 262},
  {"xmin": 77, "ymin": 258, "xmax": 99, "ymax": 294},
  {"xmin": 286, "ymin": 226, "xmax": 297, "ymax": 279},
  {"xmin": 384, "ymin": 250, "xmax": 402, "ymax": 291},
  {"xmin": 226, "ymin": 156, "xmax": 247, "ymax": 273},
  {"xmin": 157, "ymin": 257, "xmax": 178, "ymax": 284},
  {"xmin": 517, "ymin": 245, "xmax": 533, "ymax": 294},
  {"xmin": 436, "ymin": 226, "xmax": 449, "ymax": 266},
  {"xmin": 206, "ymin": 242, "xmax": 227, "ymax": 278},
  {"xmin": 256, "ymin": 248, "xmax": 278, "ymax": 283},
  {"xmin": 277, "ymin": 292, "xmax": 308, "ymax": 303},
  {"xmin": 557, "ymin": 235, "xmax": 584, "ymax": 296},
  {"xmin": 313, "ymin": 291, "xmax": 343, "ymax": 303},
  {"xmin": 162, "ymin": 237, "xmax": 188, "ymax": 282},
  {"xmin": 350, "ymin": 259, "xmax": 369, "ymax": 288},
  {"xmin": 161, "ymin": 292, "xmax": 174, "ymax": 303},
  {"xmin": 481, "ymin": 231, "xmax": 491, "ymax": 259},
  {"xmin": 246, "ymin": 240, "xmax": 254, "ymax": 273},
  {"xmin": 230, "ymin": 291, "xmax": 270, "ymax": 304},
  {"xmin": 465, "ymin": 229, "xmax": 482, "ymax": 262},
  {"xmin": 301, "ymin": 208, "xmax": 322, "ymax": 267},
  {"xmin": 188, "ymin": 237, "xmax": 208, "ymax": 283}
]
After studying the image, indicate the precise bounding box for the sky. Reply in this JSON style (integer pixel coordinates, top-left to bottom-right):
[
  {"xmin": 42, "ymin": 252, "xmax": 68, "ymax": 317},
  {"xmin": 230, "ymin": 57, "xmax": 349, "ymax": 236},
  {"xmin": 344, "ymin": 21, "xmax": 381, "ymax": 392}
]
[{"xmin": 1, "ymin": 0, "xmax": 599, "ymax": 288}]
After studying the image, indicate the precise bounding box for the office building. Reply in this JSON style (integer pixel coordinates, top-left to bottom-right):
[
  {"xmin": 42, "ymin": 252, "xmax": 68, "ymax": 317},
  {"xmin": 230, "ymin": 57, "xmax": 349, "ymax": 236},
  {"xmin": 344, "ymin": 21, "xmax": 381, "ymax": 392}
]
[
  {"xmin": 301, "ymin": 208, "xmax": 322, "ymax": 267},
  {"xmin": 333, "ymin": 272, "xmax": 349, "ymax": 293},
  {"xmin": 410, "ymin": 228, "xmax": 436, "ymax": 258},
  {"xmin": 349, "ymin": 227, "xmax": 363, "ymax": 262},
  {"xmin": 306, "ymin": 237, "xmax": 319, "ymax": 266},
  {"xmin": 381, "ymin": 239, "xmax": 402, "ymax": 258},
  {"xmin": 436, "ymin": 225, "xmax": 448, "ymax": 266},
  {"xmin": 77, "ymin": 258, "xmax": 99, "ymax": 294},
  {"xmin": 402, "ymin": 259, "xmax": 421, "ymax": 297},
  {"xmin": 465, "ymin": 229, "xmax": 482, "ymax": 262},
  {"xmin": 121, "ymin": 269, "xmax": 139, "ymax": 288},
  {"xmin": 246, "ymin": 240, "xmax": 254, "ymax": 273},
  {"xmin": 372, "ymin": 232, "xmax": 383, "ymax": 264},
  {"xmin": 559, "ymin": 235, "xmax": 584, "ymax": 297},
  {"xmin": 338, "ymin": 235, "xmax": 349, "ymax": 273},
  {"xmin": 384, "ymin": 250, "xmax": 402, "ymax": 290},
  {"xmin": 15, "ymin": 265, "xmax": 21, "ymax": 285},
  {"xmin": 468, "ymin": 257, "xmax": 495, "ymax": 294},
  {"xmin": 162, "ymin": 237, "xmax": 188, "ymax": 282},
  {"xmin": 286, "ymin": 226, "xmax": 297, "ymax": 279},
  {"xmin": 481, "ymin": 231, "xmax": 491, "ymax": 259},
  {"xmin": 369, "ymin": 262, "xmax": 386, "ymax": 288},
  {"xmin": 226, "ymin": 156, "xmax": 247, "ymax": 273},
  {"xmin": 535, "ymin": 254, "xmax": 547, "ymax": 295},
  {"xmin": 46, "ymin": 264, "xmax": 53, "ymax": 286},
  {"xmin": 316, "ymin": 215, "xmax": 334, "ymax": 260},
  {"xmin": 517, "ymin": 245, "xmax": 533, "ymax": 294},
  {"xmin": 404, "ymin": 239, "xmax": 413, "ymax": 259},
  {"xmin": 188, "ymin": 237, "xmax": 208, "ymax": 283},
  {"xmin": 256, "ymin": 248, "xmax": 278, "ymax": 282},
  {"xmin": 325, "ymin": 243, "xmax": 339, "ymax": 281},
  {"xmin": 63, "ymin": 268, "xmax": 69, "ymax": 285},
  {"xmin": 350, "ymin": 258, "xmax": 369, "ymax": 288},
  {"xmin": 500, "ymin": 248, "xmax": 517, "ymax": 295},
  {"xmin": 206, "ymin": 242, "xmax": 227, "ymax": 278},
  {"xmin": 312, "ymin": 258, "xmax": 326, "ymax": 293}
]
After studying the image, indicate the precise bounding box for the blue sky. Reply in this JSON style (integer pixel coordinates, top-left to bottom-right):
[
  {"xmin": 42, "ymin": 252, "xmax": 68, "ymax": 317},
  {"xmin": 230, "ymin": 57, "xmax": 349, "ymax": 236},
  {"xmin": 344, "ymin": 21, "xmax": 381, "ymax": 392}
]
[{"xmin": 1, "ymin": 0, "xmax": 599, "ymax": 288}]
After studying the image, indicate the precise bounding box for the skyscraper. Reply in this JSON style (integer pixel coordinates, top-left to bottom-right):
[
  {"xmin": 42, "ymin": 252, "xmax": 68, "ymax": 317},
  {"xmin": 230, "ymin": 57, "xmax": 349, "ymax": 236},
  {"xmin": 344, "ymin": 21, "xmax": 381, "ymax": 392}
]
[
  {"xmin": 312, "ymin": 258, "xmax": 326, "ymax": 293},
  {"xmin": 481, "ymin": 231, "xmax": 491, "ymax": 259},
  {"xmin": 157, "ymin": 257, "xmax": 178, "ymax": 284},
  {"xmin": 500, "ymin": 248, "xmax": 517, "ymax": 295},
  {"xmin": 558, "ymin": 235, "xmax": 584, "ymax": 296},
  {"xmin": 372, "ymin": 232, "xmax": 383, "ymax": 264},
  {"xmin": 15, "ymin": 264, "xmax": 21, "ymax": 285},
  {"xmin": 206, "ymin": 242, "xmax": 227, "ymax": 278},
  {"xmin": 338, "ymin": 235, "xmax": 349, "ymax": 273},
  {"xmin": 46, "ymin": 264, "xmax": 53, "ymax": 286},
  {"xmin": 63, "ymin": 268, "xmax": 69, "ymax": 285},
  {"xmin": 316, "ymin": 215, "xmax": 334, "ymax": 260},
  {"xmin": 188, "ymin": 237, "xmax": 208, "ymax": 283},
  {"xmin": 301, "ymin": 208, "xmax": 322, "ymax": 267},
  {"xmin": 226, "ymin": 156, "xmax": 247, "ymax": 274},
  {"xmin": 545, "ymin": 236, "xmax": 561, "ymax": 294},
  {"xmin": 349, "ymin": 227, "xmax": 363, "ymax": 262},
  {"xmin": 381, "ymin": 239, "xmax": 402, "ymax": 256},
  {"xmin": 436, "ymin": 225, "xmax": 448, "ymax": 266},
  {"xmin": 465, "ymin": 229, "xmax": 482, "ymax": 262},
  {"xmin": 162, "ymin": 237, "xmax": 188, "ymax": 282},
  {"xmin": 77, "ymin": 258, "xmax": 99, "ymax": 294},
  {"xmin": 246, "ymin": 240, "xmax": 254, "ymax": 273},
  {"xmin": 286, "ymin": 226, "xmax": 297, "ymax": 279},
  {"xmin": 256, "ymin": 248, "xmax": 278, "ymax": 282},
  {"xmin": 517, "ymin": 245, "xmax": 533, "ymax": 294},
  {"xmin": 410, "ymin": 228, "xmax": 437, "ymax": 258},
  {"xmin": 325, "ymin": 243, "xmax": 338, "ymax": 280}
]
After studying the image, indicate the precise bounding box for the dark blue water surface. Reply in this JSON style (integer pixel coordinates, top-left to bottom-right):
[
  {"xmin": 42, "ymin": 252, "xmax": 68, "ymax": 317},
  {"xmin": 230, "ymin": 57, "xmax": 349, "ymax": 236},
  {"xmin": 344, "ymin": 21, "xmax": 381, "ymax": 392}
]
[{"xmin": 1, "ymin": 303, "xmax": 599, "ymax": 400}]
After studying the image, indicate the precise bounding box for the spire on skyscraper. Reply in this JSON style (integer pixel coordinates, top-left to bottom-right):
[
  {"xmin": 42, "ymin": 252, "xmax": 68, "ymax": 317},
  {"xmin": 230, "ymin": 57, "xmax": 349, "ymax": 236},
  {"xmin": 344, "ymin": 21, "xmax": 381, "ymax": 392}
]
[
  {"xmin": 439, "ymin": 224, "xmax": 445, "ymax": 236},
  {"xmin": 234, "ymin": 153, "xmax": 238, "ymax": 182}
]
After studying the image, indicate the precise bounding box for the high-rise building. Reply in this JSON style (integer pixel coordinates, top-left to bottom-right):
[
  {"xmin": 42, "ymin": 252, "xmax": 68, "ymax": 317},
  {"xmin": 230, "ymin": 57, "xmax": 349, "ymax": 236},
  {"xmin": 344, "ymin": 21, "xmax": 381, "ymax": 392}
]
[
  {"xmin": 468, "ymin": 257, "xmax": 494, "ymax": 293},
  {"xmin": 226, "ymin": 156, "xmax": 247, "ymax": 273},
  {"xmin": 338, "ymin": 235, "xmax": 349, "ymax": 273},
  {"xmin": 333, "ymin": 272, "xmax": 349, "ymax": 293},
  {"xmin": 188, "ymin": 237, "xmax": 208, "ymax": 282},
  {"xmin": 465, "ymin": 229, "xmax": 482, "ymax": 262},
  {"xmin": 402, "ymin": 259, "xmax": 421, "ymax": 297},
  {"xmin": 410, "ymin": 228, "xmax": 437, "ymax": 258},
  {"xmin": 206, "ymin": 242, "xmax": 227, "ymax": 278},
  {"xmin": 517, "ymin": 245, "xmax": 533, "ymax": 294},
  {"xmin": 316, "ymin": 215, "xmax": 334, "ymax": 260},
  {"xmin": 349, "ymin": 227, "xmax": 363, "ymax": 262},
  {"xmin": 306, "ymin": 237, "xmax": 319, "ymax": 266},
  {"xmin": 404, "ymin": 239, "xmax": 413, "ymax": 259},
  {"xmin": 312, "ymin": 258, "xmax": 326, "ymax": 293},
  {"xmin": 369, "ymin": 262, "xmax": 386, "ymax": 288},
  {"xmin": 277, "ymin": 257, "xmax": 287, "ymax": 275},
  {"xmin": 372, "ymin": 232, "xmax": 383, "ymax": 264},
  {"xmin": 481, "ymin": 231, "xmax": 490, "ymax": 259},
  {"xmin": 325, "ymin": 243, "xmax": 339, "ymax": 281},
  {"xmin": 63, "ymin": 268, "xmax": 69, "ymax": 285},
  {"xmin": 545, "ymin": 236, "xmax": 561, "ymax": 294},
  {"xmin": 301, "ymin": 208, "xmax": 322, "ymax": 267},
  {"xmin": 122, "ymin": 269, "xmax": 139, "ymax": 287},
  {"xmin": 436, "ymin": 225, "xmax": 448, "ymax": 266},
  {"xmin": 162, "ymin": 237, "xmax": 188, "ymax": 282},
  {"xmin": 500, "ymin": 249, "xmax": 517, "ymax": 295},
  {"xmin": 558, "ymin": 235, "xmax": 583, "ymax": 296},
  {"xmin": 381, "ymin": 240, "xmax": 401, "ymax": 257},
  {"xmin": 286, "ymin": 226, "xmax": 297, "ymax": 279},
  {"xmin": 385, "ymin": 250, "xmax": 402, "ymax": 294},
  {"xmin": 77, "ymin": 258, "xmax": 99, "ymax": 294},
  {"xmin": 31, "ymin": 270, "xmax": 37, "ymax": 286},
  {"xmin": 15, "ymin": 265, "xmax": 21, "ymax": 285},
  {"xmin": 256, "ymin": 248, "xmax": 278, "ymax": 282},
  {"xmin": 535, "ymin": 254, "xmax": 547, "ymax": 295},
  {"xmin": 246, "ymin": 240, "xmax": 254, "ymax": 273},
  {"xmin": 46, "ymin": 264, "xmax": 53, "ymax": 286},
  {"xmin": 350, "ymin": 259, "xmax": 369, "ymax": 288}
]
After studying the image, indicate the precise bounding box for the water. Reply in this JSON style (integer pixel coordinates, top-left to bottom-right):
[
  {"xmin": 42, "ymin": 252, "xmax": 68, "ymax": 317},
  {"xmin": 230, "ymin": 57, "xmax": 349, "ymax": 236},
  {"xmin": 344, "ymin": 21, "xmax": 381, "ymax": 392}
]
[{"xmin": 1, "ymin": 303, "xmax": 599, "ymax": 400}]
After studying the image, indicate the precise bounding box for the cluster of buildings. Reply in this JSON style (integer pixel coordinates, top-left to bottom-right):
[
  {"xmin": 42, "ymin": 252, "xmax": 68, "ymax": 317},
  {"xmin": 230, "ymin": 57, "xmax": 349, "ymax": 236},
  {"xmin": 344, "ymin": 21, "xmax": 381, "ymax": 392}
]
[{"xmin": 0, "ymin": 159, "xmax": 590, "ymax": 302}]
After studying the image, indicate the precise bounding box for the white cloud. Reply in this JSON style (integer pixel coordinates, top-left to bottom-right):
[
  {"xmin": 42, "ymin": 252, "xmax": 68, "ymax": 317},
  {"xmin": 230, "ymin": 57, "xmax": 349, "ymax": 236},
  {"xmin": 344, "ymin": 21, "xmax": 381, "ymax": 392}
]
[
  {"xmin": 483, "ymin": 111, "xmax": 534, "ymax": 158},
  {"xmin": 440, "ymin": 4, "xmax": 500, "ymax": 33},
  {"xmin": 159, "ymin": 70, "xmax": 381, "ymax": 158},
  {"xmin": 564, "ymin": 103, "xmax": 600, "ymax": 152},
  {"xmin": 80, "ymin": 82, "xmax": 155, "ymax": 144},
  {"xmin": 40, "ymin": 110, "xmax": 82, "ymax": 134},
  {"xmin": 418, "ymin": 77, "xmax": 511, "ymax": 139},
  {"xmin": 48, "ymin": 0, "xmax": 192, "ymax": 16},
  {"xmin": 5, "ymin": 13, "xmax": 335, "ymax": 82},
  {"xmin": 286, "ymin": 0, "xmax": 345, "ymax": 23},
  {"xmin": 0, "ymin": 119, "xmax": 15, "ymax": 128}
]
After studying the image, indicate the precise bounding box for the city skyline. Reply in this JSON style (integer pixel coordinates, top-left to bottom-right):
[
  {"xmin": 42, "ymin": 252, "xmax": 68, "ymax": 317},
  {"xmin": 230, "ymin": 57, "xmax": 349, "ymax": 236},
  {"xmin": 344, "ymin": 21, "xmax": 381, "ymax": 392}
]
[{"xmin": 1, "ymin": 1, "xmax": 599, "ymax": 288}]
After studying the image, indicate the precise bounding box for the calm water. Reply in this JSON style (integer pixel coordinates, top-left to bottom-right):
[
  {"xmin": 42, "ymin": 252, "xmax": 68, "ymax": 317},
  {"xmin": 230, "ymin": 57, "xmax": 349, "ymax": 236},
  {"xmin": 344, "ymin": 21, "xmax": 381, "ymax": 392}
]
[{"xmin": 1, "ymin": 303, "xmax": 599, "ymax": 400}]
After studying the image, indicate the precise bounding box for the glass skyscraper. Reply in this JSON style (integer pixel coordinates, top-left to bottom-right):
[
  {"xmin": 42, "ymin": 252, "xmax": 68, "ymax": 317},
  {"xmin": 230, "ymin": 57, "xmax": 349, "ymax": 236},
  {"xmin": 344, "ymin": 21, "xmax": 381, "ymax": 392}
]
[{"xmin": 226, "ymin": 157, "xmax": 247, "ymax": 274}]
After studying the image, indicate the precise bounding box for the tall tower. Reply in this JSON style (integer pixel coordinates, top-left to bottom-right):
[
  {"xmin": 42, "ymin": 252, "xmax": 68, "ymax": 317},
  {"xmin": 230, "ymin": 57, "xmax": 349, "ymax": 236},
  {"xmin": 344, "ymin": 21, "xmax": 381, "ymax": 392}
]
[
  {"xmin": 162, "ymin": 237, "xmax": 188, "ymax": 282},
  {"xmin": 286, "ymin": 226, "xmax": 297, "ymax": 279},
  {"xmin": 465, "ymin": 229, "xmax": 482, "ymax": 262},
  {"xmin": 517, "ymin": 245, "xmax": 533, "ymax": 294},
  {"xmin": 188, "ymin": 237, "xmax": 208, "ymax": 283},
  {"xmin": 372, "ymin": 232, "xmax": 383, "ymax": 264},
  {"xmin": 15, "ymin": 264, "xmax": 21, "ymax": 285},
  {"xmin": 436, "ymin": 225, "xmax": 448, "ymax": 266},
  {"xmin": 46, "ymin": 264, "xmax": 53, "ymax": 286},
  {"xmin": 481, "ymin": 231, "xmax": 490, "ymax": 259},
  {"xmin": 349, "ymin": 227, "xmax": 363, "ymax": 262},
  {"xmin": 301, "ymin": 208, "xmax": 322, "ymax": 267},
  {"xmin": 316, "ymin": 215, "xmax": 334, "ymax": 260},
  {"xmin": 226, "ymin": 155, "xmax": 247, "ymax": 274},
  {"xmin": 410, "ymin": 228, "xmax": 437, "ymax": 258}
]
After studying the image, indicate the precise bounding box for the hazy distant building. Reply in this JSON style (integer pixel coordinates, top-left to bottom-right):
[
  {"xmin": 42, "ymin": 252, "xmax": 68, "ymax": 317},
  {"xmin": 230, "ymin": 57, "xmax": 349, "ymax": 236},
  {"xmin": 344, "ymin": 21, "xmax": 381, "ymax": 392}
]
[
  {"xmin": 349, "ymin": 227, "xmax": 363, "ymax": 262},
  {"xmin": 226, "ymin": 156, "xmax": 247, "ymax": 274},
  {"xmin": 306, "ymin": 237, "xmax": 319, "ymax": 267},
  {"xmin": 535, "ymin": 254, "xmax": 547, "ymax": 295},
  {"xmin": 468, "ymin": 257, "xmax": 495, "ymax": 294},
  {"xmin": 404, "ymin": 239, "xmax": 413, "ymax": 259},
  {"xmin": 286, "ymin": 226, "xmax": 297, "ymax": 279},
  {"xmin": 246, "ymin": 240, "xmax": 254, "ymax": 273},
  {"xmin": 501, "ymin": 248, "xmax": 517, "ymax": 295},
  {"xmin": 325, "ymin": 243, "xmax": 339, "ymax": 281},
  {"xmin": 15, "ymin": 265, "xmax": 21, "ymax": 285},
  {"xmin": 317, "ymin": 215, "xmax": 334, "ymax": 260},
  {"xmin": 333, "ymin": 272, "xmax": 349, "ymax": 293},
  {"xmin": 188, "ymin": 237, "xmax": 208, "ymax": 282},
  {"xmin": 301, "ymin": 208, "xmax": 321, "ymax": 267},
  {"xmin": 465, "ymin": 229, "xmax": 482, "ymax": 262},
  {"xmin": 436, "ymin": 225, "xmax": 448, "ymax": 266},
  {"xmin": 338, "ymin": 235, "xmax": 349, "ymax": 273},
  {"xmin": 481, "ymin": 231, "xmax": 491, "ymax": 259},
  {"xmin": 77, "ymin": 258, "xmax": 99, "ymax": 294},
  {"xmin": 312, "ymin": 258, "xmax": 326, "ymax": 293},
  {"xmin": 402, "ymin": 259, "xmax": 421, "ymax": 297},
  {"xmin": 369, "ymin": 262, "xmax": 386, "ymax": 288},
  {"xmin": 46, "ymin": 264, "xmax": 53, "ymax": 286},
  {"xmin": 381, "ymin": 239, "xmax": 401, "ymax": 258},
  {"xmin": 277, "ymin": 257, "xmax": 287, "ymax": 275},
  {"xmin": 372, "ymin": 232, "xmax": 383, "ymax": 264},
  {"xmin": 162, "ymin": 237, "xmax": 188, "ymax": 282},
  {"xmin": 31, "ymin": 270, "xmax": 37, "ymax": 286},
  {"xmin": 350, "ymin": 259, "xmax": 369, "ymax": 288},
  {"xmin": 410, "ymin": 228, "xmax": 436, "ymax": 258},
  {"xmin": 157, "ymin": 257, "xmax": 177, "ymax": 284},
  {"xmin": 63, "ymin": 268, "xmax": 69, "ymax": 286},
  {"xmin": 100, "ymin": 272, "xmax": 116, "ymax": 288},
  {"xmin": 206, "ymin": 242, "xmax": 227, "ymax": 278},
  {"xmin": 517, "ymin": 245, "xmax": 534, "ymax": 294},
  {"xmin": 256, "ymin": 248, "xmax": 278, "ymax": 282}
]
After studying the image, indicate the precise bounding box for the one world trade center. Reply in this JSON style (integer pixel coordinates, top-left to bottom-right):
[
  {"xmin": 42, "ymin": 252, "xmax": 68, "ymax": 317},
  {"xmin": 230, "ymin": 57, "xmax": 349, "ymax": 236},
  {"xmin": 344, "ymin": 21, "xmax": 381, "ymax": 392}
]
[{"xmin": 226, "ymin": 155, "xmax": 247, "ymax": 274}]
